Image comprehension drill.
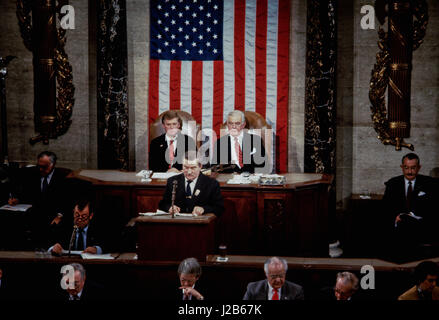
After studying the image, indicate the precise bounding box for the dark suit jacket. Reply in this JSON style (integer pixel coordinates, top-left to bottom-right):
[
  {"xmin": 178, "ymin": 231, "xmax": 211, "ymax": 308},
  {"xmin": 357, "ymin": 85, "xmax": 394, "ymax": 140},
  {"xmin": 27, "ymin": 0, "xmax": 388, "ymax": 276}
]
[
  {"xmin": 56, "ymin": 280, "xmax": 108, "ymax": 301},
  {"xmin": 382, "ymin": 175, "xmax": 438, "ymax": 240},
  {"xmin": 211, "ymin": 131, "xmax": 270, "ymax": 173},
  {"xmin": 243, "ymin": 280, "xmax": 304, "ymax": 300},
  {"xmin": 16, "ymin": 166, "xmax": 70, "ymax": 223},
  {"xmin": 159, "ymin": 173, "xmax": 224, "ymax": 217},
  {"xmin": 51, "ymin": 222, "xmax": 106, "ymax": 253},
  {"xmin": 149, "ymin": 133, "xmax": 196, "ymax": 172}
]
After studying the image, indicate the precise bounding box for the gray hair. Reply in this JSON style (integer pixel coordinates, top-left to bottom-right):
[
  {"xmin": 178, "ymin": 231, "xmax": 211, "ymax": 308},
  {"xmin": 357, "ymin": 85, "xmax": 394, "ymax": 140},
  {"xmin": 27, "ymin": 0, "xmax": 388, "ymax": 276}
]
[
  {"xmin": 336, "ymin": 272, "xmax": 359, "ymax": 291},
  {"xmin": 264, "ymin": 257, "xmax": 288, "ymax": 274},
  {"xmin": 38, "ymin": 151, "xmax": 57, "ymax": 165},
  {"xmin": 178, "ymin": 257, "xmax": 202, "ymax": 277},
  {"xmin": 66, "ymin": 263, "xmax": 86, "ymax": 281},
  {"xmin": 227, "ymin": 110, "xmax": 245, "ymax": 123}
]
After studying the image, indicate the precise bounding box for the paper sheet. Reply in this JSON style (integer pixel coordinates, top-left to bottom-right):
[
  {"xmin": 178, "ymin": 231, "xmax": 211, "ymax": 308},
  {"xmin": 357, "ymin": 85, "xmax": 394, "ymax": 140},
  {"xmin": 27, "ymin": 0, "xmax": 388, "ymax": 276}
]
[{"xmin": 0, "ymin": 204, "xmax": 32, "ymax": 212}]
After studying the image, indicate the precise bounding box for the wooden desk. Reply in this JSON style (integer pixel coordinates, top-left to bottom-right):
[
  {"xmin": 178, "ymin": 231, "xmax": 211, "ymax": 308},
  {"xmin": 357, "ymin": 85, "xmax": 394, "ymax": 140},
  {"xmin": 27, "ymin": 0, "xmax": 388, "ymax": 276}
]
[
  {"xmin": 1, "ymin": 251, "xmax": 436, "ymax": 300},
  {"xmin": 69, "ymin": 170, "xmax": 333, "ymax": 257},
  {"xmin": 134, "ymin": 214, "xmax": 216, "ymax": 261}
]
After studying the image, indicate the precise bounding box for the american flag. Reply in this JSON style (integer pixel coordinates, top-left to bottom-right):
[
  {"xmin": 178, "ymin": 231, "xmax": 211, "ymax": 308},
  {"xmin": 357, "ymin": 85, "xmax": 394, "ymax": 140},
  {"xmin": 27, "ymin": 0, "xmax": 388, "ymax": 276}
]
[{"xmin": 148, "ymin": 0, "xmax": 290, "ymax": 172}]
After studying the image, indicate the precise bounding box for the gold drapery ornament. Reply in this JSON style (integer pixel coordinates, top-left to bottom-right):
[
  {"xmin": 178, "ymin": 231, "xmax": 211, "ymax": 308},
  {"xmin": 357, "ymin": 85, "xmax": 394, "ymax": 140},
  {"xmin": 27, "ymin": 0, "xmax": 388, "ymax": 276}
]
[
  {"xmin": 369, "ymin": 0, "xmax": 428, "ymax": 151},
  {"xmin": 16, "ymin": 0, "xmax": 74, "ymax": 145}
]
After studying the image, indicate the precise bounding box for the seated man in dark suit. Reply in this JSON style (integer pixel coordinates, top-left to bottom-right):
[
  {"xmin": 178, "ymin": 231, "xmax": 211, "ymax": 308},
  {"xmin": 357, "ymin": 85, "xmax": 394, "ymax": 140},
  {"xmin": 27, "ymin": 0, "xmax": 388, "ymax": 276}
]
[
  {"xmin": 243, "ymin": 257, "xmax": 304, "ymax": 300},
  {"xmin": 176, "ymin": 257, "xmax": 205, "ymax": 300},
  {"xmin": 159, "ymin": 152, "xmax": 224, "ymax": 217},
  {"xmin": 382, "ymin": 153, "xmax": 439, "ymax": 259},
  {"xmin": 149, "ymin": 110, "xmax": 197, "ymax": 173},
  {"xmin": 59, "ymin": 263, "xmax": 106, "ymax": 301},
  {"xmin": 8, "ymin": 151, "xmax": 70, "ymax": 248},
  {"xmin": 49, "ymin": 199, "xmax": 105, "ymax": 255},
  {"xmin": 212, "ymin": 110, "xmax": 271, "ymax": 174}
]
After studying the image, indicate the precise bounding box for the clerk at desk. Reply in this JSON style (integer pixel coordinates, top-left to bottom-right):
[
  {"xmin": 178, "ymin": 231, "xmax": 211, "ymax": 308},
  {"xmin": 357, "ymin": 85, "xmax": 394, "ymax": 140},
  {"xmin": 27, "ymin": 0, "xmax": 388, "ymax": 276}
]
[
  {"xmin": 158, "ymin": 152, "xmax": 224, "ymax": 217},
  {"xmin": 49, "ymin": 199, "xmax": 105, "ymax": 255}
]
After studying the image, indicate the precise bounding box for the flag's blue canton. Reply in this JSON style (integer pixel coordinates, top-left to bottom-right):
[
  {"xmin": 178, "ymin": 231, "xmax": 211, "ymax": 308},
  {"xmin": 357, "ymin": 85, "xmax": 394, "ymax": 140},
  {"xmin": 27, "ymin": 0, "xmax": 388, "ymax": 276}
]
[{"xmin": 150, "ymin": 0, "xmax": 223, "ymax": 61}]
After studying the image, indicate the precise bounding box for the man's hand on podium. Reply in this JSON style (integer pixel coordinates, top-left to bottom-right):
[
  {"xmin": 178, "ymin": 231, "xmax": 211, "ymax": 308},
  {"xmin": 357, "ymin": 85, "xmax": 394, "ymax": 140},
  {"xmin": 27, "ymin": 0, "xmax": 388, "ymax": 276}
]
[
  {"xmin": 192, "ymin": 206, "xmax": 204, "ymax": 216},
  {"xmin": 169, "ymin": 205, "xmax": 181, "ymax": 214}
]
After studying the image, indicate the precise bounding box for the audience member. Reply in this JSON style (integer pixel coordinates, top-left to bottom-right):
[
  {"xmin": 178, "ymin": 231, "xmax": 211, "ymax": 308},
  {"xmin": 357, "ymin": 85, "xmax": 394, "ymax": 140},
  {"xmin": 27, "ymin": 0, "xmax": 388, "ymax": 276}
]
[
  {"xmin": 333, "ymin": 272, "xmax": 360, "ymax": 300},
  {"xmin": 212, "ymin": 110, "xmax": 270, "ymax": 174},
  {"xmin": 159, "ymin": 151, "xmax": 224, "ymax": 217},
  {"xmin": 176, "ymin": 257, "xmax": 205, "ymax": 300},
  {"xmin": 243, "ymin": 257, "xmax": 304, "ymax": 300},
  {"xmin": 398, "ymin": 261, "xmax": 439, "ymax": 300},
  {"xmin": 382, "ymin": 153, "xmax": 439, "ymax": 260},
  {"xmin": 149, "ymin": 110, "xmax": 196, "ymax": 173},
  {"xmin": 8, "ymin": 151, "xmax": 70, "ymax": 248},
  {"xmin": 59, "ymin": 263, "xmax": 105, "ymax": 301}
]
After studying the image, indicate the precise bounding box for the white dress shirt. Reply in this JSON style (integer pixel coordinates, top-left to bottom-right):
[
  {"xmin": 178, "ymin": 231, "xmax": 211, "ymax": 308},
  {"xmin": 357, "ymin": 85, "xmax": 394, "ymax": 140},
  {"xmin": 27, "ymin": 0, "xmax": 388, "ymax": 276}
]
[{"xmin": 229, "ymin": 132, "xmax": 244, "ymax": 168}]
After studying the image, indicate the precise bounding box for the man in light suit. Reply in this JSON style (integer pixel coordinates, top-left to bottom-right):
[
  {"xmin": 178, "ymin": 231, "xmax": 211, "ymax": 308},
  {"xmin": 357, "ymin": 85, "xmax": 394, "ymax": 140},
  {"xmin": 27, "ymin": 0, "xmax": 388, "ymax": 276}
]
[
  {"xmin": 149, "ymin": 111, "xmax": 196, "ymax": 173},
  {"xmin": 398, "ymin": 261, "xmax": 439, "ymax": 300},
  {"xmin": 212, "ymin": 110, "xmax": 270, "ymax": 174},
  {"xmin": 159, "ymin": 152, "xmax": 224, "ymax": 217},
  {"xmin": 382, "ymin": 153, "xmax": 439, "ymax": 259},
  {"xmin": 243, "ymin": 257, "xmax": 304, "ymax": 300}
]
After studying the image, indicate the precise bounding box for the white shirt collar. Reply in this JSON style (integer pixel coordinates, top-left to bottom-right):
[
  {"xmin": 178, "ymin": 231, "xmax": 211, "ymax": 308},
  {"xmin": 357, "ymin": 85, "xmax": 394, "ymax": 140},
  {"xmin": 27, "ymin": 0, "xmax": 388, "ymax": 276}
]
[{"xmin": 165, "ymin": 133, "xmax": 178, "ymax": 144}]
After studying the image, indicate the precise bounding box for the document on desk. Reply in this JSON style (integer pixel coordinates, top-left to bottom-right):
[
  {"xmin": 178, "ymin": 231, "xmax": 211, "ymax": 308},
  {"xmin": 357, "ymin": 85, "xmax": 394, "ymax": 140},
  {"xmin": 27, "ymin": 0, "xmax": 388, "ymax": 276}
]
[
  {"xmin": 80, "ymin": 253, "xmax": 115, "ymax": 260},
  {"xmin": 139, "ymin": 209, "xmax": 169, "ymax": 216},
  {"xmin": 151, "ymin": 172, "xmax": 180, "ymax": 180},
  {"xmin": 60, "ymin": 250, "xmax": 83, "ymax": 256},
  {"xmin": 0, "ymin": 204, "xmax": 32, "ymax": 212}
]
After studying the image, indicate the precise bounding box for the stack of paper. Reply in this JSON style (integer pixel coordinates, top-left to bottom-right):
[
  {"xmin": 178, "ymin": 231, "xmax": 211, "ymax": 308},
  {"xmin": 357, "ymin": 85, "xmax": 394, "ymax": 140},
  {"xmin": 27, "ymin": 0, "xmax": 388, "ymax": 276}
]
[
  {"xmin": 139, "ymin": 209, "xmax": 169, "ymax": 216},
  {"xmin": 0, "ymin": 204, "xmax": 32, "ymax": 212}
]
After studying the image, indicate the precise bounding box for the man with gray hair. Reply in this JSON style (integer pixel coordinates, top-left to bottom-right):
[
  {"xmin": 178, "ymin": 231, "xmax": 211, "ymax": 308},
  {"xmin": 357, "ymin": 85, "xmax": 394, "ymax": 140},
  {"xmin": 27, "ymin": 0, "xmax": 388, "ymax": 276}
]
[
  {"xmin": 59, "ymin": 263, "xmax": 105, "ymax": 301},
  {"xmin": 177, "ymin": 257, "xmax": 204, "ymax": 300},
  {"xmin": 212, "ymin": 110, "xmax": 270, "ymax": 173},
  {"xmin": 334, "ymin": 272, "xmax": 359, "ymax": 300},
  {"xmin": 243, "ymin": 257, "xmax": 304, "ymax": 300},
  {"xmin": 159, "ymin": 151, "xmax": 224, "ymax": 216}
]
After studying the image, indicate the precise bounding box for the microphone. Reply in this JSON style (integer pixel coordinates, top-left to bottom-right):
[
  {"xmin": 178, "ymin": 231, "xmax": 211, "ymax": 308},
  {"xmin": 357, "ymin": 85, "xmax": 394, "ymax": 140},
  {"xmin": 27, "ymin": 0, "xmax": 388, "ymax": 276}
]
[
  {"xmin": 68, "ymin": 225, "xmax": 78, "ymax": 257},
  {"xmin": 171, "ymin": 180, "xmax": 178, "ymax": 218}
]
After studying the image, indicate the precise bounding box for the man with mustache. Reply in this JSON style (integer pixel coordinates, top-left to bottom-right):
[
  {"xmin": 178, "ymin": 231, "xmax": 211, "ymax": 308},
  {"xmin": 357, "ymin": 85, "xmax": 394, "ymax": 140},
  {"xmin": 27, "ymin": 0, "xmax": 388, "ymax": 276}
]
[{"xmin": 382, "ymin": 153, "xmax": 439, "ymax": 259}]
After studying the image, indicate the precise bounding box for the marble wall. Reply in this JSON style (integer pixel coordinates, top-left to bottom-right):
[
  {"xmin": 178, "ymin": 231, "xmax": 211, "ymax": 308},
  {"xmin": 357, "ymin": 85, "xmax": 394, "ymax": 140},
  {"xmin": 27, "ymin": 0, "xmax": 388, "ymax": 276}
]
[
  {"xmin": 0, "ymin": 0, "xmax": 94, "ymax": 169},
  {"xmin": 337, "ymin": 0, "xmax": 439, "ymax": 209}
]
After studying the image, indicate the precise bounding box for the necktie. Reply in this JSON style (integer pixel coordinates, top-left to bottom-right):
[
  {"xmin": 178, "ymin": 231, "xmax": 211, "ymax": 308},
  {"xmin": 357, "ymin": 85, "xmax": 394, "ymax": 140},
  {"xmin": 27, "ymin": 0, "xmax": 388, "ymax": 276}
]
[
  {"xmin": 76, "ymin": 228, "xmax": 84, "ymax": 251},
  {"xmin": 185, "ymin": 180, "xmax": 193, "ymax": 213},
  {"xmin": 186, "ymin": 180, "xmax": 192, "ymax": 197},
  {"xmin": 169, "ymin": 139, "xmax": 175, "ymax": 169},
  {"xmin": 272, "ymin": 289, "xmax": 279, "ymax": 300},
  {"xmin": 406, "ymin": 181, "xmax": 413, "ymax": 212},
  {"xmin": 42, "ymin": 177, "xmax": 48, "ymax": 193},
  {"xmin": 234, "ymin": 137, "xmax": 243, "ymax": 168}
]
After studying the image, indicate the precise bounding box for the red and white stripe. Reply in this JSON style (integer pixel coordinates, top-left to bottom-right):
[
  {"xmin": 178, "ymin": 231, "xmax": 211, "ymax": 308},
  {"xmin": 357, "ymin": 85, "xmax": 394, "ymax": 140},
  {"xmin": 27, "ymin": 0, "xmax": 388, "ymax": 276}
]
[{"xmin": 148, "ymin": 0, "xmax": 290, "ymax": 172}]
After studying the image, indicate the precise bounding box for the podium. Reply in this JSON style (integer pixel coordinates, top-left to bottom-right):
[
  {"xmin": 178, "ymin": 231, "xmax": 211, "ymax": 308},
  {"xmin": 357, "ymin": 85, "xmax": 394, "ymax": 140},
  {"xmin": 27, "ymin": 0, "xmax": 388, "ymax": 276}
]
[{"xmin": 134, "ymin": 214, "xmax": 217, "ymax": 261}]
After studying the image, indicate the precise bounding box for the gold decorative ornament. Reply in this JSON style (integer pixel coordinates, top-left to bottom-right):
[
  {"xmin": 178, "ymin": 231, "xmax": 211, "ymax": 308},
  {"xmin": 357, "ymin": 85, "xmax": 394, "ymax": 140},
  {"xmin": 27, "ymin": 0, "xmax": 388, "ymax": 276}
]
[
  {"xmin": 16, "ymin": 0, "xmax": 74, "ymax": 145},
  {"xmin": 369, "ymin": 0, "xmax": 428, "ymax": 151}
]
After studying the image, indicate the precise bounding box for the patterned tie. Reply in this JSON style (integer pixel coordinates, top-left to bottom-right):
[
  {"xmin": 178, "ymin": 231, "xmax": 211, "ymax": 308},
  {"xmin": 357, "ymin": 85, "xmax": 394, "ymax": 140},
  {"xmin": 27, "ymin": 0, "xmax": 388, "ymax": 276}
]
[
  {"xmin": 406, "ymin": 181, "xmax": 413, "ymax": 212},
  {"xmin": 272, "ymin": 288, "xmax": 279, "ymax": 300},
  {"xmin": 42, "ymin": 177, "xmax": 48, "ymax": 193},
  {"xmin": 234, "ymin": 137, "xmax": 243, "ymax": 168},
  {"xmin": 169, "ymin": 139, "xmax": 175, "ymax": 169}
]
